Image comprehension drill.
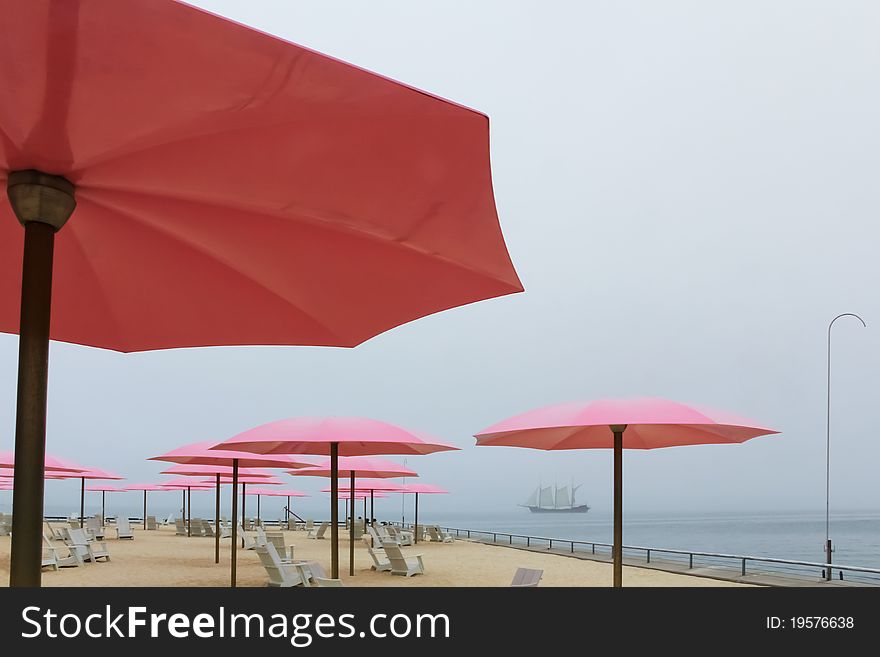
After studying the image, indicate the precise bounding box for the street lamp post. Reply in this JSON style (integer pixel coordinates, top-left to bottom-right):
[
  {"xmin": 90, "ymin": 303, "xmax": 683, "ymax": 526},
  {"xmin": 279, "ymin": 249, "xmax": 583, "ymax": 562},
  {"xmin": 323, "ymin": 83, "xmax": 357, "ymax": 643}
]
[{"xmin": 825, "ymin": 312, "xmax": 866, "ymax": 581}]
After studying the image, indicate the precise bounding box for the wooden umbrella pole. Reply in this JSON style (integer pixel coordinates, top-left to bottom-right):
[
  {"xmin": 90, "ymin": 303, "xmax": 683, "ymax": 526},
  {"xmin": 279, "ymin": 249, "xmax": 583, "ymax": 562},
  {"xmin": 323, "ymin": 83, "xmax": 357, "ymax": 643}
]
[
  {"xmin": 80, "ymin": 478, "xmax": 85, "ymax": 528},
  {"xmin": 349, "ymin": 471, "xmax": 355, "ymax": 576},
  {"xmin": 286, "ymin": 495, "xmax": 291, "ymax": 531},
  {"xmin": 363, "ymin": 495, "xmax": 367, "ymax": 532},
  {"xmin": 231, "ymin": 459, "xmax": 239, "ymax": 587},
  {"xmin": 143, "ymin": 491, "xmax": 147, "ymax": 531},
  {"xmin": 102, "ymin": 491, "xmax": 105, "ymax": 526},
  {"xmin": 610, "ymin": 424, "xmax": 627, "ymax": 588},
  {"xmin": 414, "ymin": 492, "xmax": 419, "ymax": 544},
  {"xmin": 330, "ymin": 443, "xmax": 339, "ymax": 578},
  {"xmin": 214, "ymin": 473, "xmax": 220, "ymax": 564},
  {"xmin": 187, "ymin": 486, "xmax": 192, "ymax": 537},
  {"xmin": 241, "ymin": 483, "xmax": 247, "ymax": 538}
]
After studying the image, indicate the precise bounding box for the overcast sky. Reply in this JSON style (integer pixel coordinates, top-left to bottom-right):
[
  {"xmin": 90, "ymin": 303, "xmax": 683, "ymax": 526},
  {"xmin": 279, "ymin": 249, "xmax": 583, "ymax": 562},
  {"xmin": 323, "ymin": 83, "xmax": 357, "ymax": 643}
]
[{"xmin": 3, "ymin": 1, "xmax": 880, "ymax": 520}]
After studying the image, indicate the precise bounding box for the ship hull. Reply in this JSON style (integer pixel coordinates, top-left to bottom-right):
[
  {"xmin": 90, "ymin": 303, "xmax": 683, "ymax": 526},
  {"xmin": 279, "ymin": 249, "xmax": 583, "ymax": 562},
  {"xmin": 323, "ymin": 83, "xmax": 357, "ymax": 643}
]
[{"xmin": 525, "ymin": 504, "xmax": 590, "ymax": 514}]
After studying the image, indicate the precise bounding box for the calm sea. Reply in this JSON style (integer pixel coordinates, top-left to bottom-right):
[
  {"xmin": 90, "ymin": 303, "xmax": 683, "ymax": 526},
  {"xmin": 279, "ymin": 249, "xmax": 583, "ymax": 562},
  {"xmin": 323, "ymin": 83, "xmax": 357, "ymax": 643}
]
[{"xmin": 414, "ymin": 509, "xmax": 880, "ymax": 569}]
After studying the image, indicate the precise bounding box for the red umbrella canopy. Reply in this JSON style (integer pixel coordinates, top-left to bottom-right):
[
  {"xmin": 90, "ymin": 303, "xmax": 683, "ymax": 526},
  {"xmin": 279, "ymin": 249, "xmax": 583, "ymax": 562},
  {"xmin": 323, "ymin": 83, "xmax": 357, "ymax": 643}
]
[
  {"xmin": 216, "ymin": 417, "xmax": 459, "ymax": 457},
  {"xmin": 475, "ymin": 398, "xmax": 779, "ymax": 450},
  {"xmin": 320, "ymin": 479, "xmax": 410, "ymax": 492},
  {"xmin": 335, "ymin": 491, "xmax": 389, "ymax": 500},
  {"xmin": 158, "ymin": 477, "xmax": 215, "ymax": 490},
  {"xmin": 0, "ymin": 0, "xmax": 522, "ymax": 351},
  {"xmin": 149, "ymin": 441, "xmax": 315, "ymax": 470},
  {"xmin": 291, "ymin": 457, "xmax": 417, "ymax": 479},
  {"xmin": 203, "ymin": 476, "xmax": 284, "ymax": 486},
  {"xmin": 124, "ymin": 484, "xmax": 169, "ymax": 492},
  {"xmin": 400, "ymin": 483, "xmax": 449, "ymax": 495},
  {"xmin": 85, "ymin": 484, "xmax": 126, "ymax": 492}
]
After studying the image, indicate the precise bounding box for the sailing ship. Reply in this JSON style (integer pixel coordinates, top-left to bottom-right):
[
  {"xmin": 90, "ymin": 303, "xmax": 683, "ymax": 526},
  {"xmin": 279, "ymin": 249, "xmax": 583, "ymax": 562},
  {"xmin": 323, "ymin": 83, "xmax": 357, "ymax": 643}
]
[{"xmin": 521, "ymin": 482, "xmax": 589, "ymax": 513}]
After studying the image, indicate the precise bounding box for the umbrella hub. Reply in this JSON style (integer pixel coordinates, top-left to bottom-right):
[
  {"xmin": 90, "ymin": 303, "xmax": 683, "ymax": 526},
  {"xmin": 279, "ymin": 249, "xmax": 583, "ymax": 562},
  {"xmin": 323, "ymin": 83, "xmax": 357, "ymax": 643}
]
[{"xmin": 6, "ymin": 170, "xmax": 76, "ymax": 231}]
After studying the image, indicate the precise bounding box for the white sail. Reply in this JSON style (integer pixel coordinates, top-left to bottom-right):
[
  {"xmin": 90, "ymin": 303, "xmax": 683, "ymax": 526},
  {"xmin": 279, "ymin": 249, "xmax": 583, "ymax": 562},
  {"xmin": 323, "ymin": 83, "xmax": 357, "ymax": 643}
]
[
  {"xmin": 571, "ymin": 484, "xmax": 582, "ymax": 506},
  {"xmin": 555, "ymin": 486, "xmax": 571, "ymax": 508},
  {"xmin": 523, "ymin": 487, "xmax": 539, "ymax": 507},
  {"xmin": 539, "ymin": 486, "xmax": 554, "ymax": 508}
]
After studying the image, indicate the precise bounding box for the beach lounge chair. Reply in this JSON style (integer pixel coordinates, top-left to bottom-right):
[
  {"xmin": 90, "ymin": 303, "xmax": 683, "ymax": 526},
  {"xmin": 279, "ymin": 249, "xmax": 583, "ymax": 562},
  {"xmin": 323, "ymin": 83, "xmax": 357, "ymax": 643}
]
[
  {"xmin": 237, "ymin": 525, "xmax": 258, "ymax": 550},
  {"xmin": 428, "ymin": 526, "xmax": 454, "ymax": 543},
  {"xmin": 175, "ymin": 518, "xmax": 187, "ymax": 536},
  {"xmin": 254, "ymin": 544, "xmax": 306, "ymax": 587},
  {"xmin": 386, "ymin": 525, "xmax": 413, "ymax": 546},
  {"xmin": 308, "ymin": 521, "xmax": 329, "ymax": 539},
  {"xmin": 43, "ymin": 534, "xmax": 82, "ymax": 568},
  {"xmin": 303, "ymin": 519, "xmax": 314, "ymax": 533},
  {"xmin": 115, "ymin": 516, "xmax": 135, "ymax": 540},
  {"xmin": 66, "ymin": 528, "xmax": 111, "ymax": 562},
  {"xmin": 41, "ymin": 544, "xmax": 60, "ymax": 571},
  {"xmin": 162, "ymin": 513, "xmax": 174, "ymax": 525},
  {"xmin": 295, "ymin": 560, "xmax": 337, "ymax": 587},
  {"xmin": 0, "ymin": 513, "xmax": 10, "ymax": 536},
  {"xmin": 367, "ymin": 547, "xmax": 392, "ymax": 572},
  {"xmin": 510, "ymin": 568, "xmax": 543, "ymax": 587},
  {"xmin": 382, "ymin": 543, "xmax": 424, "ymax": 577},
  {"xmin": 146, "ymin": 516, "xmax": 158, "ymax": 530},
  {"xmin": 44, "ymin": 521, "xmax": 65, "ymax": 541},
  {"xmin": 86, "ymin": 515, "xmax": 106, "ymax": 540},
  {"xmin": 315, "ymin": 577, "xmax": 344, "ymax": 587}
]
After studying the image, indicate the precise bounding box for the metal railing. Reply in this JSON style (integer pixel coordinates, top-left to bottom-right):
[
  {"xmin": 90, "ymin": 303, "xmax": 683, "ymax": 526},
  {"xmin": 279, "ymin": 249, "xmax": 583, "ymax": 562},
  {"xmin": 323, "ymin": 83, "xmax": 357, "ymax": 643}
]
[{"xmin": 398, "ymin": 523, "xmax": 880, "ymax": 586}]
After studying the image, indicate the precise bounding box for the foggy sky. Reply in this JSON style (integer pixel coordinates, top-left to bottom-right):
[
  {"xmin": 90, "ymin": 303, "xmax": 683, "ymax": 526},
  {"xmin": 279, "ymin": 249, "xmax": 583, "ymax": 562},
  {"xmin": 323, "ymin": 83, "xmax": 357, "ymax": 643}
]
[{"xmin": 2, "ymin": 1, "xmax": 879, "ymax": 520}]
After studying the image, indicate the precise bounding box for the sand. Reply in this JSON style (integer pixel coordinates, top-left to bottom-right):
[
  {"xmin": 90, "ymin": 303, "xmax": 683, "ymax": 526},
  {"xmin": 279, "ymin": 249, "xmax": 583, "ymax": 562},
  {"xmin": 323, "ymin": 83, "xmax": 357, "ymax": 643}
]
[{"xmin": 0, "ymin": 526, "xmax": 750, "ymax": 587}]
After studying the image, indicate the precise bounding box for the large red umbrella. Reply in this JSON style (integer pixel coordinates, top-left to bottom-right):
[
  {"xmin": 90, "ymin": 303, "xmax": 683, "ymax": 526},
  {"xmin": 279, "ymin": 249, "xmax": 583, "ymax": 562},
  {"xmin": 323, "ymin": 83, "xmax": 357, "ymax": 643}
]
[
  {"xmin": 475, "ymin": 398, "xmax": 779, "ymax": 587},
  {"xmin": 1, "ymin": 0, "xmax": 521, "ymax": 587},
  {"xmin": 149, "ymin": 441, "xmax": 312, "ymax": 581},
  {"xmin": 215, "ymin": 417, "xmax": 457, "ymax": 578}
]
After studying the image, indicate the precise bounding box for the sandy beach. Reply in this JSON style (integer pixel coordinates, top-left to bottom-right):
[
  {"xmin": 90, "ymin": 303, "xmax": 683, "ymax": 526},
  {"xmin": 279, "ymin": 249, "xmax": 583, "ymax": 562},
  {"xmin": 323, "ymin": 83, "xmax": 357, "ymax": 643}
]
[{"xmin": 0, "ymin": 526, "xmax": 749, "ymax": 587}]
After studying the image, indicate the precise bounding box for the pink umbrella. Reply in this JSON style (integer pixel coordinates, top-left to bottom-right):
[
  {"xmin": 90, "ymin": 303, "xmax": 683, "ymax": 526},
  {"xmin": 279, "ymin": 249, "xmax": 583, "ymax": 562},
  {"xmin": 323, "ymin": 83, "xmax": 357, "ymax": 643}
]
[
  {"xmin": 0, "ymin": 452, "xmax": 86, "ymax": 473},
  {"xmin": 290, "ymin": 454, "xmax": 419, "ymax": 573},
  {"xmin": 149, "ymin": 441, "xmax": 314, "ymax": 576},
  {"xmin": 215, "ymin": 417, "xmax": 457, "ymax": 578},
  {"xmin": 236, "ymin": 486, "xmax": 308, "ymax": 527},
  {"xmin": 2, "ymin": 1, "xmax": 520, "ymax": 588},
  {"xmin": 475, "ymin": 397, "xmax": 779, "ymax": 587},
  {"xmin": 84, "ymin": 483, "xmax": 127, "ymax": 524},
  {"xmin": 149, "ymin": 441, "xmax": 313, "ymax": 575},
  {"xmin": 399, "ymin": 484, "xmax": 449, "ymax": 542},
  {"xmin": 316, "ymin": 477, "xmax": 410, "ymax": 535},
  {"xmin": 48, "ymin": 467, "xmax": 123, "ymax": 530},
  {"xmin": 125, "ymin": 483, "xmax": 177, "ymax": 529}
]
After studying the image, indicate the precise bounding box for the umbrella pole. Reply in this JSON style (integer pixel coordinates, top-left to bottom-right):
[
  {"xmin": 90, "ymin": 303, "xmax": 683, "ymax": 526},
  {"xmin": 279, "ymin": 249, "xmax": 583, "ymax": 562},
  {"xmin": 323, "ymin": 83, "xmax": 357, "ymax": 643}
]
[
  {"xmin": 371, "ymin": 490, "xmax": 374, "ymax": 527},
  {"xmin": 363, "ymin": 495, "xmax": 367, "ymax": 533},
  {"xmin": 187, "ymin": 487, "xmax": 192, "ymax": 537},
  {"xmin": 241, "ymin": 483, "xmax": 247, "ymax": 544},
  {"xmin": 231, "ymin": 459, "xmax": 239, "ymax": 587},
  {"xmin": 102, "ymin": 491, "xmax": 105, "ymax": 527},
  {"xmin": 257, "ymin": 494, "xmax": 261, "ymax": 524},
  {"xmin": 349, "ymin": 471, "xmax": 355, "ymax": 576},
  {"xmin": 8, "ymin": 173, "xmax": 74, "ymax": 588},
  {"xmin": 414, "ymin": 492, "xmax": 419, "ymax": 544},
  {"xmin": 80, "ymin": 478, "xmax": 85, "ymax": 528},
  {"xmin": 215, "ymin": 474, "xmax": 220, "ymax": 564},
  {"xmin": 286, "ymin": 495, "xmax": 291, "ymax": 531},
  {"xmin": 143, "ymin": 491, "xmax": 147, "ymax": 531},
  {"xmin": 330, "ymin": 443, "xmax": 339, "ymax": 579},
  {"xmin": 610, "ymin": 425, "xmax": 627, "ymax": 588}
]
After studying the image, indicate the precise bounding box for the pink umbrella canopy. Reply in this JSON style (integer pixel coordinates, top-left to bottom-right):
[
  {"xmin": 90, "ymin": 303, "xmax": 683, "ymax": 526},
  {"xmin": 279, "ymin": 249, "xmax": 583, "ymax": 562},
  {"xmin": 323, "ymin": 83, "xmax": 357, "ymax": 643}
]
[
  {"xmin": 475, "ymin": 398, "xmax": 779, "ymax": 449},
  {"xmin": 0, "ymin": 452, "xmax": 86, "ymax": 473},
  {"xmin": 124, "ymin": 484, "xmax": 169, "ymax": 492},
  {"xmin": 149, "ymin": 441, "xmax": 316, "ymax": 470},
  {"xmin": 48, "ymin": 467, "xmax": 124, "ymax": 481},
  {"xmin": 201, "ymin": 476, "xmax": 284, "ymax": 486},
  {"xmin": 334, "ymin": 491, "xmax": 389, "ymax": 500},
  {"xmin": 2, "ymin": 1, "xmax": 520, "ymax": 588},
  {"xmin": 214, "ymin": 416, "xmax": 457, "ymax": 579},
  {"xmin": 475, "ymin": 397, "xmax": 779, "ymax": 587},
  {"xmin": 401, "ymin": 483, "xmax": 449, "ymax": 495},
  {"xmin": 245, "ymin": 488, "xmax": 309, "ymax": 498},
  {"xmin": 84, "ymin": 484, "xmax": 126, "ymax": 492},
  {"xmin": 159, "ymin": 464, "xmax": 276, "ymax": 478},
  {"xmin": 158, "ymin": 477, "xmax": 216, "ymax": 490},
  {"xmin": 320, "ymin": 479, "xmax": 409, "ymax": 493},
  {"xmin": 219, "ymin": 417, "xmax": 457, "ymax": 457},
  {"xmin": 291, "ymin": 457, "xmax": 418, "ymax": 479}
]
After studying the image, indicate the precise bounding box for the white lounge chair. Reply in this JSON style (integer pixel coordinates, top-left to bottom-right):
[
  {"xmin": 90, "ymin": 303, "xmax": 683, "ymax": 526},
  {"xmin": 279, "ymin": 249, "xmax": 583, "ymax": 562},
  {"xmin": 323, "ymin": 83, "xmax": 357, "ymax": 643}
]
[
  {"xmin": 510, "ymin": 567, "xmax": 543, "ymax": 587},
  {"xmin": 162, "ymin": 513, "xmax": 174, "ymax": 525},
  {"xmin": 315, "ymin": 577, "xmax": 344, "ymax": 587},
  {"xmin": 367, "ymin": 547, "xmax": 392, "ymax": 572},
  {"xmin": 43, "ymin": 534, "xmax": 82, "ymax": 568},
  {"xmin": 308, "ymin": 521, "xmax": 329, "ymax": 539},
  {"xmin": 237, "ymin": 525, "xmax": 259, "ymax": 550},
  {"xmin": 174, "ymin": 518, "xmax": 187, "ymax": 536},
  {"xmin": 66, "ymin": 528, "xmax": 111, "ymax": 562},
  {"xmin": 0, "ymin": 513, "xmax": 10, "ymax": 536},
  {"xmin": 44, "ymin": 521, "xmax": 65, "ymax": 541},
  {"xmin": 382, "ymin": 543, "xmax": 424, "ymax": 577},
  {"xmin": 115, "ymin": 516, "xmax": 135, "ymax": 540},
  {"xmin": 146, "ymin": 516, "xmax": 158, "ymax": 530},
  {"xmin": 428, "ymin": 526, "xmax": 454, "ymax": 543},
  {"xmin": 303, "ymin": 519, "xmax": 314, "ymax": 533},
  {"xmin": 86, "ymin": 515, "xmax": 106, "ymax": 540},
  {"xmin": 254, "ymin": 544, "xmax": 306, "ymax": 587}
]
